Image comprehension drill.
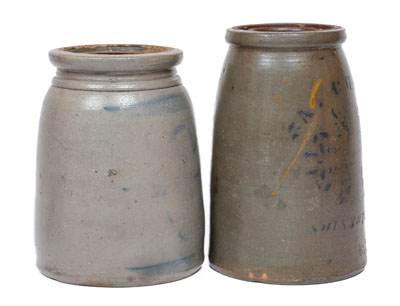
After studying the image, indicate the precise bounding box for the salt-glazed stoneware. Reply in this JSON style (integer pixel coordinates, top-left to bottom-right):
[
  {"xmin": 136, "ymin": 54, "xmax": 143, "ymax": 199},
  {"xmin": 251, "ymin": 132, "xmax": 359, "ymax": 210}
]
[
  {"xmin": 35, "ymin": 44, "xmax": 205, "ymax": 287},
  {"xmin": 210, "ymin": 24, "xmax": 366, "ymax": 284}
]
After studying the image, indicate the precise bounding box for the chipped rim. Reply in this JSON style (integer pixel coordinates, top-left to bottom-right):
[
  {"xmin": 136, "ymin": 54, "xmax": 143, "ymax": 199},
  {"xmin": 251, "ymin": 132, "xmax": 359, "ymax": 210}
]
[
  {"xmin": 226, "ymin": 23, "xmax": 346, "ymax": 48},
  {"xmin": 49, "ymin": 44, "xmax": 183, "ymax": 73}
]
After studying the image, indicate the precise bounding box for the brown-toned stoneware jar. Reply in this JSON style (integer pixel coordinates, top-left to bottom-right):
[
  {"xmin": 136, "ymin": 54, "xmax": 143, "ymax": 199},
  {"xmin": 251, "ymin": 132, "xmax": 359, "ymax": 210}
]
[
  {"xmin": 210, "ymin": 24, "xmax": 366, "ymax": 284},
  {"xmin": 35, "ymin": 44, "xmax": 204, "ymax": 287}
]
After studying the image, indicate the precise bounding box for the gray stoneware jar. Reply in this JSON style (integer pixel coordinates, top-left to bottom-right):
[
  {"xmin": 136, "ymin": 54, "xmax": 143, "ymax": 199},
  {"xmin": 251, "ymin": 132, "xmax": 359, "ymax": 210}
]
[
  {"xmin": 210, "ymin": 24, "xmax": 366, "ymax": 284},
  {"xmin": 35, "ymin": 44, "xmax": 205, "ymax": 286}
]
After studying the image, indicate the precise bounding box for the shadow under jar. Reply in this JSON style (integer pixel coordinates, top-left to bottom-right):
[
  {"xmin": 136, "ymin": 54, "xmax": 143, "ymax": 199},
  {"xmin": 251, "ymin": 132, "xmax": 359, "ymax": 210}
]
[
  {"xmin": 35, "ymin": 44, "xmax": 205, "ymax": 287},
  {"xmin": 210, "ymin": 24, "xmax": 366, "ymax": 284}
]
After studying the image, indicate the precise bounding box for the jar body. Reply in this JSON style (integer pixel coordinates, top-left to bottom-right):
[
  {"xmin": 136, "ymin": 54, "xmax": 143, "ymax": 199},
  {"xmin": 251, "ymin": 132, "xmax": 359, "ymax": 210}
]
[
  {"xmin": 210, "ymin": 43, "xmax": 366, "ymax": 284},
  {"xmin": 36, "ymin": 79, "xmax": 204, "ymax": 286}
]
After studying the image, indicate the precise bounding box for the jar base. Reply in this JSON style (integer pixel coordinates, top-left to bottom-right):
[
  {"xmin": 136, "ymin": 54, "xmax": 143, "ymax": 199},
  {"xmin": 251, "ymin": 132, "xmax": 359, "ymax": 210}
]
[
  {"xmin": 38, "ymin": 266, "xmax": 201, "ymax": 287},
  {"xmin": 209, "ymin": 263, "xmax": 365, "ymax": 285}
]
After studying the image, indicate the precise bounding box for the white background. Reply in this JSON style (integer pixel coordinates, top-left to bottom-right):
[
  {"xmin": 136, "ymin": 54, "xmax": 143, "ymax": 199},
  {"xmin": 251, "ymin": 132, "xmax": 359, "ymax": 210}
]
[{"xmin": 0, "ymin": 0, "xmax": 398, "ymax": 305}]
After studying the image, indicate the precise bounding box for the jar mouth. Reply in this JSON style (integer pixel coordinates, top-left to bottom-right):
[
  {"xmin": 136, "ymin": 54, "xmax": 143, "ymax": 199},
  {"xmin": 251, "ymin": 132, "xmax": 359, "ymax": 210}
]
[
  {"xmin": 62, "ymin": 44, "xmax": 170, "ymax": 55},
  {"xmin": 49, "ymin": 44, "xmax": 182, "ymax": 73},
  {"xmin": 236, "ymin": 23, "xmax": 341, "ymax": 33},
  {"xmin": 227, "ymin": 23, "xmax": 346, "ymax": 48}
]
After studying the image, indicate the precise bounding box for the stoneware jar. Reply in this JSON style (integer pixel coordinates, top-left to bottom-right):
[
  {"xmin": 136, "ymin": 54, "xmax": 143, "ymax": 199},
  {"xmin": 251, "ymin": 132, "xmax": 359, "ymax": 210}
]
[
  {"xmin": 210, "ymin": 24, "xmax": 366, "ymax": 284},
  {"xmin": 35, "ymin": 44, "xmax": 205, "ymax": 286}
]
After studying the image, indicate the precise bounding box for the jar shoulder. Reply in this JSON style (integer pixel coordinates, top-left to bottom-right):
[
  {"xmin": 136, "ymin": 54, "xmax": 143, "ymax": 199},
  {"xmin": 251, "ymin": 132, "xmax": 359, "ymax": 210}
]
[{"xmin": 42, "ymin": 84, "xmax": 193, "ymax": 114}]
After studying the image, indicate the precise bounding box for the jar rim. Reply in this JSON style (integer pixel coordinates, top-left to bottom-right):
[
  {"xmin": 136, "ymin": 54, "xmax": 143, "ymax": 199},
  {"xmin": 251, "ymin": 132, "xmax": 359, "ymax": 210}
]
[
  {"xmin": 226, "ymin": 23, "xmax": 346, "ymax": 48},
  {"xmin": 49, "ymin": 44, "xmax": 183, "ymax": 73}
]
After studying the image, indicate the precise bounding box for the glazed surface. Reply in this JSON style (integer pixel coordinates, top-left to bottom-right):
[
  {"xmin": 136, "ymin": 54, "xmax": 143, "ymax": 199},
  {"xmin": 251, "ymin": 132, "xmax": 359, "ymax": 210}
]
[
  {"xmin": 210, "ymin": 31, "xmax": 366, "ymax": 284},
  {"xmin": 35, "ymin": 45, "xmax": 204, "ymax": 286}
]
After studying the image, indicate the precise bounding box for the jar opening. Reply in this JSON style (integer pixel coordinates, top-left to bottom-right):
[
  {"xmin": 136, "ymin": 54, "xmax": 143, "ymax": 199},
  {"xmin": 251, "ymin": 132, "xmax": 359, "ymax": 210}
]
[
  {"xmin": 237, "ymin": 23, "xmax": 341, "ymax": 33},
  {"xmin": 62, "ymin": 44, "xmax": 170, "ymax": 55},
  {"xmin": 49, "ymin": 44, "xmax": 182, "ymax": 73},
  {"xmin": 227, "ymin": 23, "xmax": 346, "ymax": 48}
]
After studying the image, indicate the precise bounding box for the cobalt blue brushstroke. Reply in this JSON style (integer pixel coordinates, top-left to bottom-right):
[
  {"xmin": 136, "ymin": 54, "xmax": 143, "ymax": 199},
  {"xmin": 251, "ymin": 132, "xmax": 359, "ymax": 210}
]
[
  {"xmin": 103, "ymin": 92, "xmax": 188, "ymax": 116},
  {"xmin": 125, "ymin": 254, "xmax": 194, "ymax": 271},
  {"xmin": 103, "ymin": 105, "xmax": 121, "ymax": 112},
  {"xmin": 172, "ymin": 124, "xmax": 186, "ymax": 136},
  {"xmin": 178, "ymin": 231, "xmax": 188, "ymax": 241}
]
